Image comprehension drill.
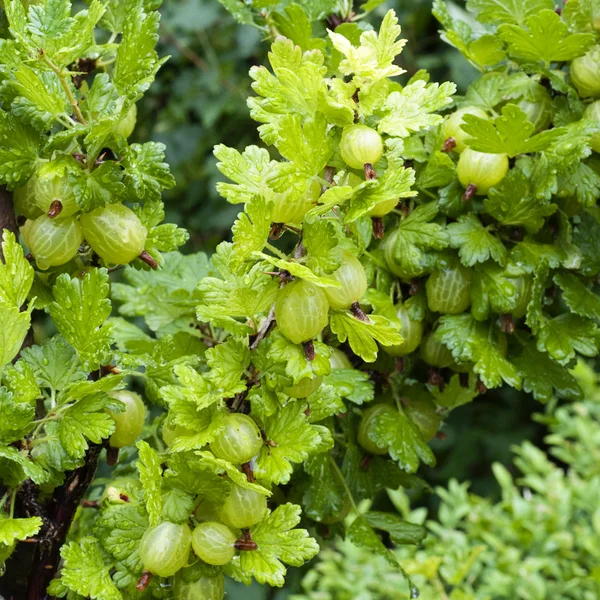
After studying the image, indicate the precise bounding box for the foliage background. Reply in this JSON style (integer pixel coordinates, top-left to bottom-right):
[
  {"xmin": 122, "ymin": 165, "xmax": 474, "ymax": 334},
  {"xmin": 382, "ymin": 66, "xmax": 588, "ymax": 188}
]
[{"xmin": 135, "ymin": 1, "xmax": 547, "ymax": 596}]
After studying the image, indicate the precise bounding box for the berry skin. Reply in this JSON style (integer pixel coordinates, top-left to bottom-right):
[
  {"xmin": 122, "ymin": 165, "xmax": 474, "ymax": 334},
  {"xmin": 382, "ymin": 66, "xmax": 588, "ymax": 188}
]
[
  {"xmin": 162, "ymin": 418, "xmax": 194, "ymax": 446},
  {"xmin": 191, "ymin": 522, "xmax": 236, "ymax": 566},
  {"xmin": 426, "ymin": 264, "xmax": 472, "ymax": 314},
  {"xmin": 329, "ymin": 347, "xmax": 353, "ymax": 369},
  {"xmin": 34, "ymin": 162, "xmax": 79, "ymax": 218},
  {"xmin": 457, "ymin": 148, "xmax": 509, "ymax": 195},
  {"xmin": 285, "ymin": 375, "xmax": 323, "ymax": 398},
  {"xmin": 420, "ymin": 333, "xmax": 454, "ymax": 368},
  {"xmin": 210, "ymin": 413, "xmax": 262, "ymax": 464},
  {"xmin": 13, "ymin": 175, "xmax": 43, "ymax": 220},
  {"xmin": 106, "ymin": 391, "xmax": 146, "ymax": 448},
  {"xmin": 340, "ymin": 124, "xmax": 384, "ymax": 170},
  {"xmin": 324, "ymin": 252, "xmax": 368, "ymax": 310},
  {"xmin": 516, "ymin": 86, "xmax": 553, "ymax": 132},
  {"xmin": 80, "ymin": 203, "xmax": 147, "ymax": 265},
  {"xmin": 570, "ymin": 45, "xmax": 600, "ymax": 98},
  {"xmin": 404, "ymin": 397, "xmax": 440, "ymax": 441},
  {"xmin": 21, "ymin": 215, "xmax": 83, "ymax": 270},
  {"xmin": 139, "ymin": 521, "xmax": 192, "ymax": 577},
  {"xmin": 357, "ymin": 404, "xmax": 395, "ymax": 455},
  {"xmin": 261, "ymin": 177, "xmax": 321, "ymax": 224},
  {"xmin": 219, "ymin": 483, "xmax": 267, "ymax": 529},
  {"xmin": 174, "ymin": 573, "xmax": 225, "ymax": 600},
  {"xmin": 275, "ymin": 280, "xmax": 330, "ymax": 344},
  {"xmin": 443, "ymin": 106, "xmax": 488, "ymax": 152},
  {"xmin": 584, "ymin": 101, "xmax": 600, "ymax": 153},
  {"xmin": 384, "ymin": 306, "xmax": 423, "ymax": 357}
]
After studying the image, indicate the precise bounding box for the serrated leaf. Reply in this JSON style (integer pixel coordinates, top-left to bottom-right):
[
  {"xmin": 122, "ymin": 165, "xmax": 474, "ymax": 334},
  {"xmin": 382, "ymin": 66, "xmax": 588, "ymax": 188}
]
[
  {"xmin": 0, "ymin": 305, "xmax": 31, "ymax": 372},
  {"xmin": 124, "ymin": 142, "xmax": 175, "ymax": 203},
  {"xmin": 0, "ymin": 231, "xmax": 34, "ymax": 307},
  {"xmin": 462, "ymin": 104, "xmax": 563, "ymax": 157},
  {"xmin": 49, "ymin": 269, "xmax": 113, "ymax": 371},
  {"xmin": 235, "ymin": 503, "xmax": 319, "ymax": 587},
  {"xmin": 0, "ymin": 386, "xmax": 34, "ymax": 444},
  {"xmin": 466, "ymin": 0, "xmax": 553, "ymax": 26},
  {"xmin": 136, "ymin": 441, "xmax": 162, "ymax": 527},
  {"xmin": 255, "ymin": 401, "xmax": 324, "ymax": 485},
  {"xmin": 537, "ymin": 314, "xmax": 599, "ymax": 365},
  {"xmin": 447, "ymin": 214, "xmax": 507, "ymax": 267},
  {"xmin": 329, "ymin": 311, "xmax": 402, "ymax": 362},
  {"xmin": 0, "ymin": 516, "xmax": 42, "ymax": 545},
  {"xmin": 0, "ymin": 446, "xmax": 47, "ymax": 484},
  {"xmin": 554, "ymin": 272, "xmax": 600, "ymax": 320},
  {"xmin": 499, "ymin": 10, "xmax": 594, "ymax": 64}
]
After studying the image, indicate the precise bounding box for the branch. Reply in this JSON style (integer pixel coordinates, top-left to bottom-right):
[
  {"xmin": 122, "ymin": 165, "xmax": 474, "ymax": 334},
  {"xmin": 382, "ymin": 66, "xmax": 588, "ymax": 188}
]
[
  {"xmin": 0, "ymin": 185, "xmax": 17, "ymax": 261},
  {"xmin": 25, "ymin": 443, "xmax": 104, "ymax": 600}
]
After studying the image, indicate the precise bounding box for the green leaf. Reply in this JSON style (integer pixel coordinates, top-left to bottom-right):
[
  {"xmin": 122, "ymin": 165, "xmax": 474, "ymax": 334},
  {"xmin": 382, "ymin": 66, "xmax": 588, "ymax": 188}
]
[
  {"xmin": 471, "ymin": 263, "xmax": 517, "ymax": 321},
  {"xmin": 378, "ymin": 80, "xmax": 456, "ymax": 138},
  {"xmin": 13, "ymin": 66, "xmax": 68, "ymax": 123},
  {"xmin": 205, "ymin": 339, "xmax": 251, "ymax": 396},
  {"xmin": 136, "ymin": 441, "xmax": 162, "ymax": 527},
  {"xmin": 0, "ymin": 446, "xmax": 47, "ymax": 484},
  {"xmin": 466, "ymin": 0, "xmax": 554, "ymax": 26},
  {"xmin": 0, "ymin": 386, "xmax": 35, "ymax": 444},
  {"xmin": 0, "ymin": 515, "xmax": 42, "ymax": 545},
  {"xmin": 0, "ymin": 112, "xmax": 39, "ymax": 187},
  {"xmin": 418, "ymin": 151, "xmax": 456, "ymax": 189},
  {"xmin": 462, "ymin": 104, "xmax": 563, "ymax": 158},
  {"xmin": 217, "ymin": 0, "xmax": 255, "ymax": 25},
  {"xmin": 303, "ymin": 453, "xmax": 348, "ymax": 523},
  {"xmin": 2, "ymin": 360, "xmax": 40, "ymax": 404},
  {"xmin": 324, "ymin": 368, "xmax": 374, "ymax": 405},
  {"xmin": 214, "ymin": 145, "xmax": 274, "ymax": 205},
  {"xmin": 21, "ymin": 336, "xmax": 86, "ymax": 391},
  {"xmin": 554, "ymin": 272, "xmax": 600, "ymax": 320},
  {"xmin": 499, "ymin": 10, "xmax": 594, "ymax": 64},
  {"xmin": 537, "ymin": 314, "xmax": 599, "ymax": 365},
  {"xmin": 369, "ymin": 405, "xmax": 435, "ymax": 473},
  {"xmin": 49, "ymin": 269, "xmax": 113, "ymax": 371},
  {"xmin": 231, "ymin": 197, "xmax": 272, "ymax": 272},
  {"xmin": 557, "ymin": 162, "xmax": 600, "ymax": 208},
  {"xmin": 329, "ymin": 311, "xmax": 402, "ymax": 363},
  {"xmin": 235, "ymin": 503, "xmax": 319, "ymax": 587},
  {"xmin": 514, "ymin": 338, "xmax": 582, "ymax": 402},
  {"xmin": 447, "ymin": 214, "xmax": 507, "ymax": 267},
  {"xmin": 113, "ymin": 0, "xmax": 164, "ymax": 101},
  {"xmin": 328, "ymin": 10, "xmax": 407, "ymax": 82},
  {"xmin": 70, "ymin": 162, "xmax": 126, "ymax": 212},
  {"xmin": 124, "ymin": 142, "xmax": 175, "ymax": 203},
  {"xmin": 256, "ymin": 401, "xmax": 325, "ymax": 485},
  {"xmin": 573, "ymin": 212, "xmax": 600, "ymax": 278},
  {"xmin": 0, "ymin": 231, "xmax": 34, "ymax": 307},
  {"xmin": 347, "ymin": 515, "xmax": 400, "ymax": 568},
  {"xmin": 60, "ymin": 395, "xmax": 115, "ymax": 459},
  {"xmin": 303, "ymin": 221, "xmax": 343, "ymax": 274},
  {"xmin": 364, "ymin": 511, "xmax": 426, "ymax": 545},
  {"xmin": 56, "ymin": 537, "xmax": 122, "ymax": 600},
  {"xmin": 0, "ymin": 305, "xmax": 31, "ymax": 372},
  {"xmin": 484, "ymin": 170, "xmax": 557, "ymax": 234},
  {"xmin": 437, "ymin": 314, "xmax": 522, "ymax": 389},
  {"xmin": 386, "ymin": 202, "xmax": 449, "ymax": 278}
]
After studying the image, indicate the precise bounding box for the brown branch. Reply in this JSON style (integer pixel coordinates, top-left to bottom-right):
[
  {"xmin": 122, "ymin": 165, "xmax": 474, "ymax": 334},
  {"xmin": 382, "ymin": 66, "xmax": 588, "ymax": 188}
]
[{"xmin": 25, "ymin": 443, "xmax": 104, "ymax": 600}]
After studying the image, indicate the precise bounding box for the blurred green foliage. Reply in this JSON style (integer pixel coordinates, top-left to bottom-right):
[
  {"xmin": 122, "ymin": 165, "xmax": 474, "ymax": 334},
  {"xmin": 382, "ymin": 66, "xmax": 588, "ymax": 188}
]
[{"xmin": 291, "ymin": 362, "xmax": 600, "ymax": 600}]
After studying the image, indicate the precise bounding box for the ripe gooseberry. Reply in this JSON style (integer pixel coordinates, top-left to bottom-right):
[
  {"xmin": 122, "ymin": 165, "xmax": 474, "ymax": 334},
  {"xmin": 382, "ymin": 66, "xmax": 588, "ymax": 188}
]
[
  {"xmin": 323, "ymin": 252, "xmax": 368, "ymax": 310},
  {"xmin": 443, "ymin": 106, "xmax": 488, "ymax": 152},
  {"xmin": 404, "ymin": 396, "xmax": 441, "ymax": 442},
  {"xmin": 191, "ymin": 522, "xmax": 236, "ymax": 566},
  {"xmin": 275, "ymin": 280, "xmax": 329, "ymax": 344},
  {"xmin": 357, "ymin": 404, "xmax": 394, "ymax": 455},
  {"xmin": 426, "ymin": 264, "xmax": 472, "ymax": 314},
  {"xmin": 106, "ymin": 391, "xmax": 146, "ymax": 448},
  {"xmin": 34, "ymin": 162, "xmax": 79, "ymax": 218},
  {"xmin": 457, "ymin": 148, "xmax": 509, "ymax": 195},
  {"xmin": 340, "ymin": 124, "xmax": 383, "ymax": 170},
  {"xmin": 383, "ymin": 306, "xmax": 423, "ymax": 357},
  {"xmin": 261, "ymin": 177, "xmax": 321, "ymax": 224},
  {"xmin": 139, "ymin": 521, "xmax": 192, "ymax": 577},
  {"xmin": 284, "ymin": 375, "xmax": 323, "ymax": 398},
  {"xmin": 21, "ymin": 215, "xmax": 83, "ymax": 270},
  {"xmin": 219, "ymin": 483, "xmax": 267, "ymax": 529},
  {"xmin": 420, "ymin": 333, "xmax": 454, "ymax": 368},
  {"xmin": 81, "ymin": 203, "xmax": 147, "ymax": 265},
  {"xmin": 570, "ymin": 45, "xmax": 600, "ymax": 98},
  {"xmin": 210, "ymin": 413, "xmax": 262, "ymax": 464},
  {"xmin": 174, "ymin": 572, "xmax": 225, "ymax": 600}
]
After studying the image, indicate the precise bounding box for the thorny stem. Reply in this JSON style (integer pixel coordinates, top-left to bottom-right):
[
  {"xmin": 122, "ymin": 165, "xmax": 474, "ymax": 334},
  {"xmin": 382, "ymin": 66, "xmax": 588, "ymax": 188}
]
[{"xmin": 42, "ymin": 53, "xmax": 87, "ymax": 125}]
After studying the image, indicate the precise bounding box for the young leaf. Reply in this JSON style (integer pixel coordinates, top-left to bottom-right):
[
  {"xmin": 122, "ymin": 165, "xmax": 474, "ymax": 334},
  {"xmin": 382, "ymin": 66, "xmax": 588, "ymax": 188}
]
[
  {"xmin": 0, "ymin": 516, "xmax": 42, "ymax": 545},
  {"xmin": 136, "ymin": 441, "xmax": 162, "ymax": 527},
  {"xmin": 447, "ymin": 214, "xmax": 507, "ymax": 267},
  {"xmin": 0, "ymin": 231, "xmax": 34, "ymax": 307}
]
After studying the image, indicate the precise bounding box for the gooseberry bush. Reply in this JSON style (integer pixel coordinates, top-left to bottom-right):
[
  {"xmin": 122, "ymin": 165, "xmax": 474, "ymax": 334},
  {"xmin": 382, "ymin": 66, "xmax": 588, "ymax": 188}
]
[{"xmin": 0, "ymin": 0, "xmax": 600, "ymax": 598}]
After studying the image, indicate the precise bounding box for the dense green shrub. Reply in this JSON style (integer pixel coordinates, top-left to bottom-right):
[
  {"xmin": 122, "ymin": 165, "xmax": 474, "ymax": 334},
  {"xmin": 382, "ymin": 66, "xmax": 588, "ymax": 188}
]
[{"xmin": 293, "ymin": 361, "xmax": 600, "ymax": 600}]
